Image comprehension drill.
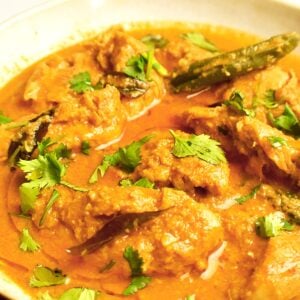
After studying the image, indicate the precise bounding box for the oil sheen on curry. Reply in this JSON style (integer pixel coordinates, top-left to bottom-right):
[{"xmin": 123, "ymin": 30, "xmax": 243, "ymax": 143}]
[{"xmin": 0, "ymin": 23, "xmax": 300, "ymax": 300}]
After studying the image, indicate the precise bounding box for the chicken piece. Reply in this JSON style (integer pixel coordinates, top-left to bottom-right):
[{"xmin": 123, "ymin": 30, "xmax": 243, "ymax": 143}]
[
  {"xmin": 134, "ymin": 131, "xmax": 229, "ymax": 195},
  {"xmin": 104, "ymin": 198, "xmax": 223, "ymax": 275},
  {"xmin": 183, "ymin": 106, "xmax": 300, "ymax": 185},
  {"xmin": 33, "ymin": 185, "xmax": 187, "ymax": 242},
  {"xmin": 96, "ymin": 28, "xmax": 147, "ymax": 73},
  {"xmin": 259, "ymin": 184, "xmax": 300, "ymax": 224},
  {"xmin": 46, "ymin": 85, "xmax": 126, "ymax": 149},
  {"xmin": 23, "ymin": 51, "xmax": 101, "ymax": 112},
  {"xmin": 276, "ymin": 71, "xmax": 300, "ymax": 118},
  {"xmin": 223, "ymin": 66, "xmax": 290, "ymax": 107},
  {"xmin": 162, "ymin": 36, "xmax": 213, "ymax": 72},
  {"xmin": 245, "ymin": 231, "xmax": 300, "ymax": 300},
  {"xmin": 95, "ymin": 28, "xmax": 165, "ymax": 119}
]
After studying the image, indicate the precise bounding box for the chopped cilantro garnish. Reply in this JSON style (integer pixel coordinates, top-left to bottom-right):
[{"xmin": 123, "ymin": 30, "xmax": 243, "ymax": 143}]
[
  {"xmin": 0, "ymin": 112, "xmax": 12, "ymax": 124},
  {"xmin": 81, "ymin": 140, "xmax": 91, "ymax": 155},
  {"xmin": 255, "ymin": 211, "xmax": 294, "ymax": 238},
  {"xmin": 123, "ymin": 246, "xmax": 151, "ymax": 296},
  {"xmin": 99, "ymin": 259, "xmax": 116, "ymax": 273},
  {"xmin": 170, "ymin": 130, "xmax": 226, "ymax": 165},
  {"xmin": 267, "ymin": 136, "xmax": 287, "ymax": 148},
  {"xmin": 123, "ymin": 276, "xmax": 151, "ymax": 296},
  {"xmin": 224, "ymin": 90, "xmax": 255, "ymax": 117},
  {"xmin": 119, "ymin": 178, "xmax": 155, "ymax": 188},
  {"xmin": 59, "ymin": 288, "xmax": 100, "ymax": 300},
  {"xmin": 18, "ymin": 140, "xmax": 87, "ymax": 215},
  {"xmin": 185, "ymin": 295, "xmax": 196, "ymax": 300},
  {"xmin": 141, "ymin": 34, "xmax": 168, "ymax": 49},
  {"xmin": 123, "ymin": 52, "xmax": 168, "ymax": 82},
  {"xmin": 39, "ymin": 189, "xmax": 60, "ymax": 226},
  {"xmin": 123, "ymin": 246, "xmax": 144, "ymax": 277},
  {"xmin": 269, "ymin": 104, "xmax": 300, "ymax": 138},
  {"xmin": 89, "ymin": 135, "xmax": 152, "ymax": 183},
  {"xmin": 124, "ymin": 54, "xmax": 147, "ymax": 82},
  {"xmin": 30, "ymin": 265, "xmax": 67, "ymax": 288},
  {"xmin": 69, "ymin": 72, "xmax": 102, "ymax": 94},
  {"xmin": 262, "ymin": 89, "xmax": 278, "ymax": 109},
  {"xmin": 181, "ymin": 32, "xmax": 218, "ymax": 52},
  {"xmin": 235, "ymin": 184, "xmax": 261, "ymax": 204},
  {"xmin": 19, "ymin": 228, "xmax": 40, "ymax": 252}
]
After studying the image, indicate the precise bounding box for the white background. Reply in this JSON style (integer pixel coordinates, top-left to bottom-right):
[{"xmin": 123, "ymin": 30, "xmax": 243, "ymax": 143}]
[{"xmin": 0, "ymin": 0, "xmax": 300, "ymax": 24}]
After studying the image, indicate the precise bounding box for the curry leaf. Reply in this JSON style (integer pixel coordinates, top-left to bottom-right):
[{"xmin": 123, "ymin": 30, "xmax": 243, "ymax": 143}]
[
  {"xmin": 123, "ymin": 276, "xmax": 151, "ymax": 296},
  {"xmin": 170, "ymin": 130, "xmax": 226, "ymax": 165},
  {"xmin": 59, "ymin": 287, "xmax": 100, "ymax": 300},
  {"xmin": 224, "ymin": 90, "xmax": 255, "ymax": 117},
  {"xmin": 141, "ymin": 34, "xmax": 168, "ymax": 49},
  {"xmin": 89, "ymin": 135, "xmax": 152, "ymax": 183},
  {"xmin": 255, "ymin": 211, "xmax": 294, "ymax": 238},
  {"xmin": 30, "ymin": 265, "xmax": 67, "ymax": 288},
  {"xmin": 19, "ymin": 228, "xmax": 40, "ymax": 252},
  {"xmin": 39, "ymin": 189, "xmax": 60, "ymax": 226},
  {"xmin": 181, "ymin": 32, "xmax": 218, "ymax": 52},
  {"xmin": 235, "ymin": 184, "xmax": 261, "ymax": 204}
]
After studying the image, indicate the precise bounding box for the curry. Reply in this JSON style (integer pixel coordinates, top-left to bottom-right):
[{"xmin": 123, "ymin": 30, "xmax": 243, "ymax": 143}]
[{"xmin": 0, "ymin": 23, "xmax": 300, "ymax": 300}]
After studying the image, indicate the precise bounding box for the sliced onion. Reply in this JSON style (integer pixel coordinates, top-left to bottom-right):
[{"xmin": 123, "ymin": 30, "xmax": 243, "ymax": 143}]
[{"xmin": 201, "ymin": 241, "xmax": 227, "ymax": 280}]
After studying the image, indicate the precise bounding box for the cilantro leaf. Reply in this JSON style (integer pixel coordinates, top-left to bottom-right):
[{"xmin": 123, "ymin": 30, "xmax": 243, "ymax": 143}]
[
  {"xmin": 124, "ymin": 52, "xmax": 168, "ymax": 82},
  {"xmin": 270, "ymin": 104, "xmax": 300, "ymax": 138},
  {"xmin": 59, "ymin": 288, "xmax": 100, "ymax": 300},
  {"xmin": 141, "ymin": 34, "xmax": 168, "ymax": 49},
  {"xmin": 123, "ymin": 246, "xmax": 144, "ymax": 277},
  {"xmin": 37, "ymin": 138, "xmax": 56, "ymax": 155},
  {"xmin": 181, "ymin": 32, "xmax": 218, "ymax": 52},
  {"xmin": 224, "ymin": 90, "xmax": 255, "ymax": 117},
  {"xmin": 89, "ymin": 135, "xmax": 152, "ymax": 183},
  {"xmin": 267, "ymin": 136, "xmax": 287, "ymax": 148},
  {"xmin": 18, "ymin": 144, "xmax": 86, "ymax": 215},
  {"xmin": 255, "ymin": 212, "xmax": 294, "ymax": 238},
  {"xmin": 19, "ymin": 183, "xmax": 40, "ymax": 215},
  {"xmin": 18, "ymin": 152, "xmax": 66, "ymax": 190},
  {"xmin": 0, "ymin": 112, "xmax": 12, "ymax": 124},
  {"xmin": 120, "ymin": 178, "xmax": 155, "ymax": 189},
  {"xmin": 69, "ymin": 72, "xmax": 102, "ymax": 94},
  {"xmin": 38, "ymin": 291, "xmax": 54, "ymax": 300},
  {"xmin": 39, "ymin": 189, "xmax": 60, "ymax": 226},
  {"xmin": 19, "ymin": 228, "xmax": 40, "ymax": 252},
  {"xmin": 81, "ymin": 140, "xmax": 91, "ymax": 155},
  {"xmin": 123, "ymin": 276, "xmax": 151, "ymax": 296},
  {"xmin": 123, "ymin": 247, "xmax": 151, "ymax": 296},
  {"xmin": 170, "ymin": 130, "xmax": 226, "ymax": 165},
  {"xmin": 185, "ymin": 295, "xmax": 196, "ymax": 300},
  {"xmin": 235, "ymin": 184, "xmax": 261, "ymax": 204},
  {"xmin": 30, "ymin": 265, "xmax": 67, "ymax": 288},
  {"xmin": 262, "ymin": 89, "xmax": 278, "ymax": 109},
  {"xmin": 124, "ymin": 55, "xmax": 147, "ymax": 82}
]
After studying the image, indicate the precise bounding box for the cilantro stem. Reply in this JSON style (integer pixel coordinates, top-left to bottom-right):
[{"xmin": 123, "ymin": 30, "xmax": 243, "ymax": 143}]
[{"xmin": 60, "ymin": 181, "xmax": 89, "ymax": 192}]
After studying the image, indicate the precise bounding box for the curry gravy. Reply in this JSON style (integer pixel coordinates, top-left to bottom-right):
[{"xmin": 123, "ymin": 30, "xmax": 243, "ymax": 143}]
[{"xmin": 0, "ymin": 24, "xmax": 300, "ymax": 300}]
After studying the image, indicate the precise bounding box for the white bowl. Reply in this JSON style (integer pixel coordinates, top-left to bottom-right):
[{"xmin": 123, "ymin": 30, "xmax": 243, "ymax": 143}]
[{"xmin": 0, "ymin": 0, "xmax": 299, "ymax": 298}]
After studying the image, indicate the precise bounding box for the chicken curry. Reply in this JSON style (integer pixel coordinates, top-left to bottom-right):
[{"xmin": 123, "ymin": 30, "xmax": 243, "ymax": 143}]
[{"xmin": 0, "ymin": 23, "xmax": 300, "ymax": 300}]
